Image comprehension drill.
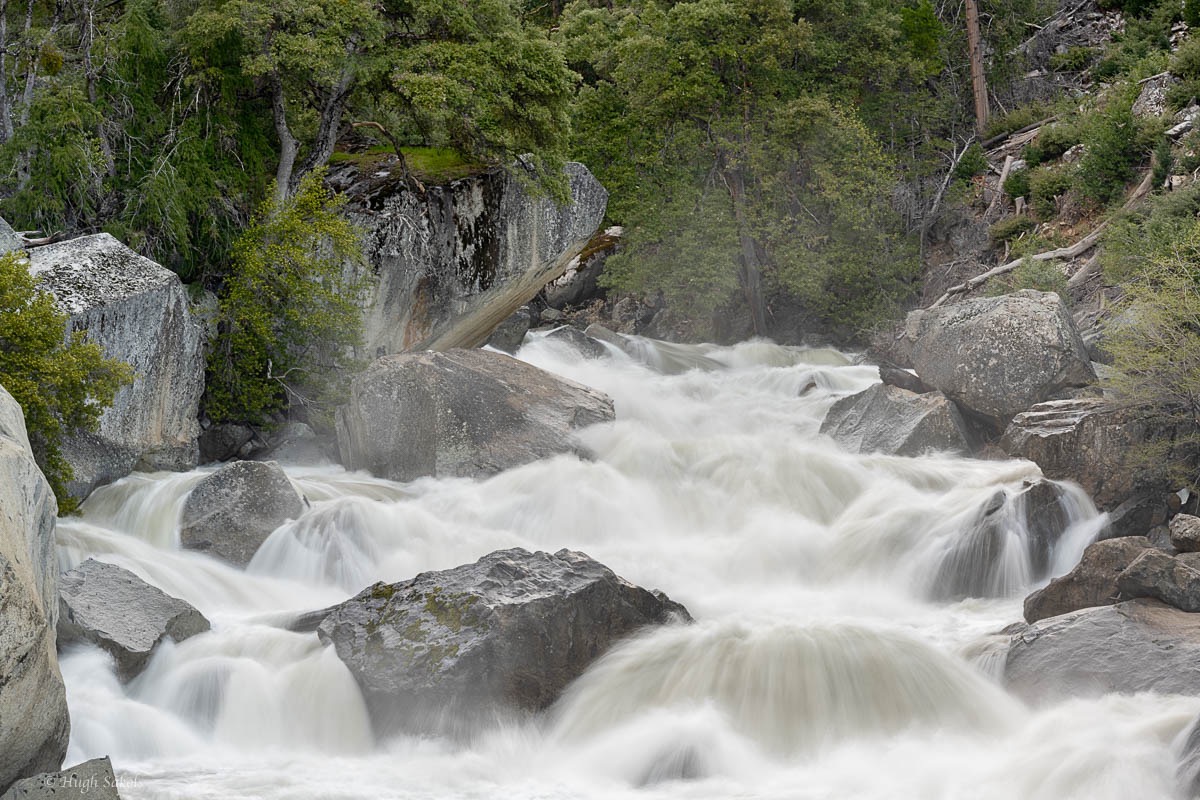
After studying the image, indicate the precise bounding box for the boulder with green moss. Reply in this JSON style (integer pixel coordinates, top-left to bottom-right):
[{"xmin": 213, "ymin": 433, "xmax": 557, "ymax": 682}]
[{"xmin": 317, "ymin": 547, "xmax": 690, "ymax": 735}]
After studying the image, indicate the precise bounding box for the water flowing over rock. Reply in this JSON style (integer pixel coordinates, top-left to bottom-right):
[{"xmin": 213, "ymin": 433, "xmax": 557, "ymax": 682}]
[
  {"xmin": 820, "ymin": 383, "xmax": 971, "ymax": 457},
  {"xmin": 1005, "ymin": 599, "xmax": 1200, "ymax": 702},
  {"xmin": 1178, "ymin": 716, "xmax": 1200, "ymax": 799},
  {"xmin": 907, "ymin": 291, "xmax": 1095, "ymax": 425},
  {"xmin": 0, "ymin": 757, "xmax": 121, "ymax": 800},
  {"xmin": 1000, "ymin": 398, "xmax": 1173, "ymax": 510},
  {"xmin": 28, "ymin": 234, "xmax": 204, "ymax": 500},
  {"xmin": 1023, "ymin": 536, "xmax": 1153, "ymax": 623},
  {"xmin": 57, "ymin": 559, "xmax": 210, "ymax": 680},
  {"xmin": 336, "ymin": 349, "xmax": 615, "ymax": 482},
  {"xmin": 180, "ymin": 461, "xmax": 304, "ymax": 565},
  {"xmin": 0, "ymin": 385, "xmax": 68, "ymax": 794},
  {"xmin": 317, "ymin": 547, "xmax": 690, "ymax": 735},
  {"xmin": 932, "ymin": 480, "xmax": 1076, "ymax": 599},
  {"xmin": 333, "ymin": 161, "xmax": 607, "ymax": 356}
]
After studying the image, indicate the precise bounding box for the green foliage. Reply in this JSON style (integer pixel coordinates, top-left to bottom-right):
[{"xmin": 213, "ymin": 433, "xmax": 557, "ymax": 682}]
[
  {"xmin": 0, "ymin": 252, "xmax": 133, "ymax": 512},
  {"xmin": 988, "ymin": 215, "xmax": 1036, "ymax": 245},
  {"xmin": 1093, "ymin": 4, "xmax": 1175, "ymax": 81},
  {"xmin": 1187, "ymin": 0, "xmax": 1200, "ymax": 27},
  {"xmin": 899, "ymin": 0, "xmax": 944, "ymax": 76},
  {"xmin": 982, "ymin": 104, "xmax": 1053, "ymax": 141},
  {"xmin": 1076, "ymin": 91, "xmax": 1143, "ymax": 206},
  {"xmin": 1104, "ymin": 223, "xmax": 1200, "ymax": 476},
  {"xmin": 1173, "ymin": 37, "xmax": 1200, "ymax": 80},
  {"xmin": 1003, "ymin": 167, "xmax": 1032, "ymax": 199},
  {"xmin": 1029, "ymin": 167, "xmax": 1074, "ymax": 219},
  {"xmin": 205, "ymin": 168, "xmax": 368, "ymax": 426},
  {"xmin": 953, "ymin": 143, "xmax": 988, "ymax": 181},
  {"xmin": 1102, "ymin": 181, "xmax": 1200, "ymax": 281},
  {"xmin": 985, "ymin": 257, "xmax": 1068, "ymax": 299},
  {"xmin": 1049, "ymin": 47, "xmax": 1096, "ymax": 73},
  {"xmin": 1023, "ymin": 119, "xmax": 1083, "ymax": 168},
  {"xmin": 1153, "ymin": 135, "xmax": 1174, "ymax": 189}
]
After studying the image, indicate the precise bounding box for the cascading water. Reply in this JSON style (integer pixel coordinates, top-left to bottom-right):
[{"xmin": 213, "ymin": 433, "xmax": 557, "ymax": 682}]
[{"xmin": 55, "ymin": 331, "xmax": 1200, "ymax": 799}]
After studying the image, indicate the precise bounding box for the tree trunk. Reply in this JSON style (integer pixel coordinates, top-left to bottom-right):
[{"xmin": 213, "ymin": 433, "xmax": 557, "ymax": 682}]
[
  {"xmin": 726, "ymin": 167, "xmax": 768, "ymax": 337},
  {"xmin": 271, "ymin": 77, "xmax": 299, "ymax": 207},
  {"xmin": 0, "ymin": 0, "xmax": 11, "ymax": 144},
  {"xmin": 288, "ymin": 68, "xmax": 353, "ymax": 198},
  {"xmin": 81, "ymin": 0, "xmax": 115, "ymax": 179},
  {"xmin": 965, "ymin": 0, "xmax": 989, "ymax": 135}
]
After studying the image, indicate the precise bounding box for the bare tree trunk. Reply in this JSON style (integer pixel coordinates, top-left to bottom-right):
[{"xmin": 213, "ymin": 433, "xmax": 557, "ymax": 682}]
[
  {"xmin": 81, "ymin": 0, "xmax": 114, "ymax": 179},
  {"xmin": 0, "ymin": 0, "xmax": 11, "ymax": 144},
  {"xmin": 288, "ymin": 68, "xmax": 353, "ymax": 197},
  {"xmin": 726, "ymin": 166, "xmax": 768, "ymax": 337},
  {"xmin": 965, "ymin": 0, "xmax": 989, "ymax": 135},
  {"xmin": 15, "ymin": 0, "xmax": 58, "ymax": 190},
  {"xmin": 271, "ymin": 77, "xmax": 299, "ymax": 207}
]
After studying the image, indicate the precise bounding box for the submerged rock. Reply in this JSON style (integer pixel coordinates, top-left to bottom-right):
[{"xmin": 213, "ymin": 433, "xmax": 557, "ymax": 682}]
[
  {"xmin": 1023, "ymin": 536, "xmax": 1152, "ymax": 623},
  {"xmin": 336, "ymin": 349, "xmax": 614, "ymax": 482},
  {"xmin": 57, "ymin": 559, "xmax": 210, "ymax": 680},
  {"xmin": 485, "ymin": 305, "xmax": 536, "ymax": 354},
  {"xmin": 1005, "ymin": 599, "xmax": 1200, "ymax": 702},
  {"xmin": 0, "ymin": 757, "xmax": 121, "ymax": 800},
  {"xmin": 0, "ymin": 385, "xmax": 69, "ymax": 793},
  {"xmin": 29, "ymin": 233, "xmax": 204, "ymax": 500},
  {"xmin": 317, "ymin": 547, "xmax": 690, "ymax": 735},
  {"xmin": 820, "ymin": 383, "xmax": 971, "ymax": 457},
  {"xmin": 907, "ymin": 291, "xmax": 1095, "ymax": 426},
  {"xmin": 544, "ymin": 326, "xmax": 609, "ymax": 359},
  {"xmin": 932, "ymin": 480, "xmax": 1073, "ymax": 600},
  {"xmin": 180, "ymin": 461, "xmax": 304, "ymax": 565}
]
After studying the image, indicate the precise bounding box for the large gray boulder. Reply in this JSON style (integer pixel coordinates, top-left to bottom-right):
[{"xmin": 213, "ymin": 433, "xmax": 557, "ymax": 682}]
[
  {"xmin": 28, "ymin": 234, "xmax": 204, "ymax": 500},
  {"xmin": 1117, "ymin": 549, "xmax": 1200, "ymax": 613},
  {"xmin": 0, "ymin": 757, "xmax": 121, "ymax": 800},
  {"xmin": 336, "ymin": 349, "xmax": 615, "ymax": 482},
  {"xmin": 333, "ymin": 161, "xmax": 608, "ymax": 356},
  {"xmin": 932, "ymin": 480, "xmax": 1073, "ymax": 600},
  {"xmin": 907, "ymin": 291, "xmax": 1095, "ymax": 425},
  {"xmin": 1023, "ymin": 536, "xmax": 1153, "ymax": 623},
  {"xmin": 179, "ymin": 461, "xmax": 304, "ymax": 565},
  {"xmin": 1000, "ymin": 398, "xmax": 1175, "ymax": 510},
  {"xmin": 1004, "ymin": 599, "xmax": 1200, "ymax": 702},
  {"xmin": 57, "ymin": 559, "xmax": 210, "ymax": 680},
  {"xmin": 1171, "ymin": 514, "xmax": 1200, "ymax": 553},
  {"xmin": 820, "ymin": 383, "xmax": 971, "ymax": 456},
  {"xmin": 317, "ymin": 547, "xmax": 690, "ymax": 734},
  {"xmin": 0, "ymin": 386, "xmax": 68, "ymax": 793}
]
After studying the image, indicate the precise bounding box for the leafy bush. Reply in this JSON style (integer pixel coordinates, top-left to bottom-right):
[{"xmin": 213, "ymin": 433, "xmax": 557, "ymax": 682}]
[
  {"xmin": 1187, "ymin": 0, "xmax": 1200, "ymax": 27},
  {"xmin": 0, "ymin": 252, "xmax": 133, "ymax": 511},
  {"xmin": 1102, "ymin": 181, "xmax": 1200, "ymax": 281},
  {"xmin": 1173, "ymin": 37, "xmax": 1200, "ymax": 80},
  {"xmin": 1024, "ymin": 121, "xmax": 1082, "ymax": 167},
  {"xmin": 988, "ymin": 215, "xmax": 1036, "ymax": 244},
  {"xmin": 1076, "ymin": 95, "xmax": 1143, "ymax": 205},
  {"xmin": 205, "ymin": 168, "xmax": 369, "ymax": 427},
  {"xmin": 953, "ymin": 143, "xmax": 989, "ymax": 181},
  {"xmin": 1029, "ymin": 167, "xmax": 1074, "ymax": 218},
  {"xmin": 1050, "ymin": 47, "xmax": 1096, "ymax": 72},
  {"xmin": 985, "ymin": 257, "xmax": 1069, "ymax": 299},
  {"xmin": 983, "ymin": 104, "xmax": 1053, "ymax": 141},
  {"xmin": 1004, "ymin": 167, "xmax": 1032, "ymax": 199}
]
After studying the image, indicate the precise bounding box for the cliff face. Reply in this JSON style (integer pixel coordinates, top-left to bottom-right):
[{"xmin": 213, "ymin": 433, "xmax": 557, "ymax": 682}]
[
  {"xmin": 0, "ymin": 384, "xmax": 68, "ymax": 794},
  {"xmin": 28, "ymin": 234, "xmax": 205, "ymax": 499},
  {"xmin": 332, "ymin": 161, "xmax": 608, "ymax": 356}
]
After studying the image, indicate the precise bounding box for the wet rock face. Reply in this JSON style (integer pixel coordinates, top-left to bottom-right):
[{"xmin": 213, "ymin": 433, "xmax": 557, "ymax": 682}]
[
  {"xmin": 1004, "ymin": 599, "xmax": 1200, "ymax": 703},
  {"xmin": 317, "ymin": 547, "xmax": 691, "ymax": 735},
  {"xmin": 0, "ymin": 385, "xmax": 69, "ymax": 794},
  {"xmin": 931, "ymin": 480, "xmax": 1073, "ymax": 600},
  {"xmin": 336, "ymin": 349, "xmax": 615, "ymax": 482},
  {"xmin": 28, "ymin": 233, "xmax": 204, "ymax": 500},
  {"xmin": 179, "ymin": 461, "xmax": 305, "ymax": 566},
  {"xmin": 820, "ymin": 383, "xmax": 971, "ymax": 457},
  {"xmin": 57, "ymin": 559, "xmax": 210, "ymax": 681},
  {"xmin": 1000, "ymin": 398, "xmax": 1176, "ymax": 511},
  {"xmin": 1023, "ymin": 536, "xmax": 1153, "ymax": 623},
  {"xmin": 907, "ymin": 291, "xmax": 1095, "ymax": 426},
  {"xmin": 335, "ymin": 162, "xmax": 608, "ymax": 356}
]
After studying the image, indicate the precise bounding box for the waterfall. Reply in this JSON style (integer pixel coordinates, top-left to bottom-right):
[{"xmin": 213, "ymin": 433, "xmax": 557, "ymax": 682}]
[{"xmin": 53, "ymin": 331, "xmax": 1199, "ymax": 800}]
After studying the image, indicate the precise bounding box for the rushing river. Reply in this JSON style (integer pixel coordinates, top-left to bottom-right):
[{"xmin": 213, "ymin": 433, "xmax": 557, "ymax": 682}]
[{"xmin": 55, "ymin": 332, "xmax": 1200, "ymax": 799}]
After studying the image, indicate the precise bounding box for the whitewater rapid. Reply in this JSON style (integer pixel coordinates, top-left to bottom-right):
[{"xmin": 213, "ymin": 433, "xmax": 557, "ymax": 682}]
[{"xmin": 55, "ymin": 332, "xmax": 1200, "ymax": 799}]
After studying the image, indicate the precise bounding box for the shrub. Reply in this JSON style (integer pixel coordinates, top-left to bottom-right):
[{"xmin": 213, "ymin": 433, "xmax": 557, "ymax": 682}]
[
  {"xmin": 953, "ymin": 143, "xmax": 989, "ymax": 181},
  {"xmin": 988, "ymin": 215, "xmax": 1036, "ymax": 244},
  {"xmin": 1076, "ymin": 96, "xmax": 1142, "ymax": 206},
  {"xmin": 1024, "ymin": 122, "xmax": 1082, "ymax": 167},
  {"xmin": 983, "ymin": 104, "xmax": 1052, "ymax": 141},
  {"xmin": 1050, "ymin": 47, "xmax": 1096, "ymax": 73},
  {"xmin": 1004, "ymin": 167, "xmax": 1032, "ymax": 199},
  {"xmin": 0, "ymin": 252, "xmax": 133, "ymax": 511},
  {"xmin": 1029, "ymin": 167, "xmax": 1074, "ymax": 218},
  {"xmin": 985, "ymin": 257, "xmax": 1069, "ymax": 300},
  {"xmin": 205, "ymin": 168, "xmax": 369, "ymax": 427},
  {"xmin": 1187, "ymin": 0, "xmax": 1200, "ymax": 27}
]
